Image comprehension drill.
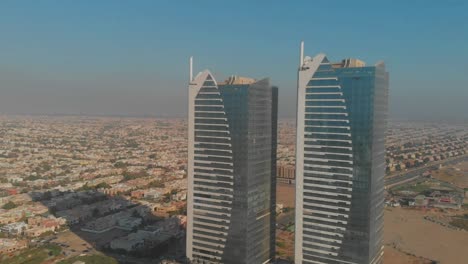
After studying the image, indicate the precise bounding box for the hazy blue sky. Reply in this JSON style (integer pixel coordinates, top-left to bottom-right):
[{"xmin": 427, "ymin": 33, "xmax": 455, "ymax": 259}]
[{"xmin": 1, "ymin": 1, "xmax": 467, "ymax": 120}]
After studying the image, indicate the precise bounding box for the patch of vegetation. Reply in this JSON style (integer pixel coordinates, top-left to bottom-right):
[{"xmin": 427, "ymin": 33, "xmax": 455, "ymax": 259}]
[
  {"xmin": 2, "ymin": 245, "xmax": 62, "ymax": 264},
  {"xmin": 2, "ymin": 248, "xmax": 48, "ymax": 264},
  {"xmin": 148, "ymin": 180, "xmax": 165, "ymax": 188},
  {"xmin": 58, "ymin": 254, "xmax": 118, "ymax": 264},
  {"xmin": 393, "ymin": 182, "xmax": 432, "ymax": 194},
  {"xmin": 2, "ymin": 201, "xmax": 17, "ymax": 210},
  {"xmin": 76, "ymin": 183, "xmax": 94, "ymax": 191},
  {"xmin": 276, "ymin": 241, "xmax": 286, "ymax": 248},
  {"xmin": 34, "ymin": 162, "xmax": 52, "ymax": 173},
  {"xmin": 25, "ymin": 175, "xmax": 41, "ymax": 181},
  {"xmin": 77, "ymin": 182, "xmax": 111, "ymax": 191},
  {"xmin": 95, "ymin": 182, "xmax": 111, "ymax": 189},
  {"xmin": 38, "ymin": 230, "xmax": 55, "ymax": 238},
  {"xmin": 44, "ymin": 244, "xmax": 62, "ymax": 256},
  {"xmin": 120, "ymin": 170, "xmax": 148, "ymax": 182},
  {"xmin": 113, "ymin": 161, "xmax": 127, "ymax": 168},
  {"xmin": 450, "ymin": 217, "xmax": 468, "ymax": 231}
]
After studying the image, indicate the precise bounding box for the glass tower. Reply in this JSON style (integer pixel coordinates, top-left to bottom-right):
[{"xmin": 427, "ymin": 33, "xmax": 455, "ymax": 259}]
[
  {"xmin": 187, "ymin": 58, "xmax": 277, "ymax": 264},
  {"xmin": 295, "ymin": 43, "xmax": 388, "ymax": 264}
]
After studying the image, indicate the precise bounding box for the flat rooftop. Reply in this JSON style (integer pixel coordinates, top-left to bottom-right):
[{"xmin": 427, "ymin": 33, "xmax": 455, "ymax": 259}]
[
  {"xmin": 219, "ymin": 75, "xmax": 256, "ymax": 85},
  {"xmin": 332, "ymin": 58, "xmax": 366, "ymax": 68}
]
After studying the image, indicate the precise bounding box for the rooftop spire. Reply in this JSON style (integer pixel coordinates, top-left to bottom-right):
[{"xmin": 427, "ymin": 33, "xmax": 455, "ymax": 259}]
[
  {"xmin": 189, "ymin": 56, "xmax": 193, "ymax": 82},
  {"xmin": 300, "ymin": 41, "xmax": 304, "ymax": 69}
]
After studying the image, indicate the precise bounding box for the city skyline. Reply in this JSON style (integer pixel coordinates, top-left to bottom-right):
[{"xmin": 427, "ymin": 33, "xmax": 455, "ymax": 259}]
[{"xmin": 1, "ymin": 1, "xmax": 468, "ymax": 121}]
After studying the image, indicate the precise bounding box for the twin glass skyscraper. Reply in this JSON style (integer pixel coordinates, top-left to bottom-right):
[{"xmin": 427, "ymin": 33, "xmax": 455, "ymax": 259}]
[
  {"xmin": 187, "ymin": 58, "xmax": 277, "ymax": 264},
  {"xmin": 187, "ymin": 41, "xmax": 388, "ymax": 264},
  {"xmin": 295, "ymin": 42, "xmax": 388, "ymax": 264}
]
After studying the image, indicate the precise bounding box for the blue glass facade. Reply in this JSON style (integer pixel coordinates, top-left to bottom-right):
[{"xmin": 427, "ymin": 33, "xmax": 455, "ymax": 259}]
[
  {"xmin": 296, "ymin": 53, "xmax": 388, "ymax": 264},
  {"xmin": 188, "ymin": 72, "xmax": 277, "ymax": 264}
]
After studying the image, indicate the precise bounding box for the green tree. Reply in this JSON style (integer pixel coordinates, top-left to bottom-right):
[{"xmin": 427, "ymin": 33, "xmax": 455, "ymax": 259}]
[
  {"xmin": 45, "ymin": 244, "xmax": 62, "ymax": 256},
  {"xmin": 149, "ymin": 180, "xmax": 164, "ymax": 188},
  {"xmin": 26, "ymin": 175, "xmax": 40, "ymax": 181},
  {"xmin": 77, "ymin": 183, "xmax": 93, "ymax": 191},
  {"xmin": 114, "ymin": 161, "xmax": 127, "ymax": 168},
  {"xmin": 163, "ymin": 192, "xmax": 171, "ymax": 203},
  {"xmin": 95, "ymin": 182, "xmax": 111, "ymax": 189},
  {"xmin": 2, "ymin": 201, "xmax": 17, "ymax": 210}
]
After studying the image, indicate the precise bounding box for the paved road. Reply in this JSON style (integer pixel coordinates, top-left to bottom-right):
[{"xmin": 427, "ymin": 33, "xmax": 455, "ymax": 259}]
[
  {"xmin": 275, "ymin": 154, "xmax": 468, "ymax": 189},
  {"xmin": 385, "ymin": 154, "xmax": 468, "ymax": 188},
  {"xmin": 386, "ymin": 154, "xmax": 468, "ymax": 178}
]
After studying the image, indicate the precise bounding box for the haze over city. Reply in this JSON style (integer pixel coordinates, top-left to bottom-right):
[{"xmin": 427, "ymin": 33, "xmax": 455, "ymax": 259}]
[
  {"xmin": 1, "ymin": 2, "xmax": 468, "ymax": 264},
  {"xmin": 1, "ymin": 1, "xmax": 467, "ymax": 121}
]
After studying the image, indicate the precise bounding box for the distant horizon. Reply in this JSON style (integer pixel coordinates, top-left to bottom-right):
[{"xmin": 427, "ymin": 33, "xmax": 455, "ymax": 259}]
[
  {"xmin": 1, "ymin": 1, "xmax": 467, "ymax": 122},
  {"xmin": 2, "ymin": 111, "xmax": 468, "ymax": 124}
]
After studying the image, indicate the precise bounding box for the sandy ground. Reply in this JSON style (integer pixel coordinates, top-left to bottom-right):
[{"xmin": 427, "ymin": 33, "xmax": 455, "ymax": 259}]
[
  {"xmin": 432, "ymin": 161, "xmax": 468, "ymax": 189},
  {"xmin": 383, "ymin": 246, "xmax": 431, "ymax": 264},
  {"xmin": 275, "ymin": 183, "xmax": 468, "ymax": 263},
  {"xmin": 277, "ymin": 183, "xmax": 295, "ymax": 207},
  {"xmin": 51, "ymin": 230, "xmax": 98, "ymax": 257},
  {"xmin": 384, "ymin": 207, "xmax": 468, "ymax": 264}
]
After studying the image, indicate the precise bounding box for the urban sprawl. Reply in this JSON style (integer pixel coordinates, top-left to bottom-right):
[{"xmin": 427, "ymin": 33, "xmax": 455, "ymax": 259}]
[{"xmin": 0, "ymin": 116, "xmax": 467, "ymax": 263}]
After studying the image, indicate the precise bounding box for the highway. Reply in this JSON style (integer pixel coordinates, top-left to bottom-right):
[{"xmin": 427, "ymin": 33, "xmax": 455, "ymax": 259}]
[
  {"xmin": 384, "ymin": 154, "xmax": 468, "ymax": 188},
  {"xmin": 275, "ymin": 154, "xmax": 468, "ymax": 189}
]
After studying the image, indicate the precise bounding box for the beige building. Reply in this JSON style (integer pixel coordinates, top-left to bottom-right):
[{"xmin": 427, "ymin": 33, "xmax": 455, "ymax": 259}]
[{"xmin": 0, "ymin": 239, "xmax": 28, "ymax": 255}]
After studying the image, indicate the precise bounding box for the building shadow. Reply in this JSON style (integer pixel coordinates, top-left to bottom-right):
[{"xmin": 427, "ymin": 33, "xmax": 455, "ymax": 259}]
[{"xmin": 28, "ymin": 188, "xmax": 187, "ymax": 264}]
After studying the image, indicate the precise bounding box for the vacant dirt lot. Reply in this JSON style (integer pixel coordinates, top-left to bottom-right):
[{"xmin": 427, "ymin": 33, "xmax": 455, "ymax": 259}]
[
  {"xmin": 275, "ymin": 183, "xmax": 468, "ymax": 263},
  {"xmin": 51, "ymin": 230, "xmax": 98, "ymax": 257},
  {"xmin": 277, "ymin": 183, "xmax": 295, "ymax": 207},
  {"xmin": 385, "ymin": 207, "xmax": 468, "ymax": 263},
  {"xmin": 432, "ymin": 161, "xmax": 468, "ymax": 189},
  {"xmin": 384, "ymin": 246, "xmax": 432, "ymax": 264}
]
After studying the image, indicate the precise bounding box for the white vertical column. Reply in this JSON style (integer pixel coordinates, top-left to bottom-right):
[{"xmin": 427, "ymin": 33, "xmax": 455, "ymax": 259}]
[
  {"xmin": 186, "ymin": 56, "xmax": 195, "ymax": 260},
  {"xmin": 189, "ymin": 56, "xmax": 193, "ymax": 82},
  {"xmin": 300, "ymin": 41, "xmax": 304, "ymax": 69},
  {"xmin": 295, "ymin": 40, "xmax": 305, "ymax": 264}
]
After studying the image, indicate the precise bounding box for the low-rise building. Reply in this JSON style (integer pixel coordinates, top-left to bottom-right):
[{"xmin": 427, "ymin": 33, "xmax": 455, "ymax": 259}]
[
  {"xmin": 0, "ymin": 238, "xmax": 28, "ymax": 255},
  {"xmin": 0, "ymin": 222, "xmax": 28, "ymax": 235}
]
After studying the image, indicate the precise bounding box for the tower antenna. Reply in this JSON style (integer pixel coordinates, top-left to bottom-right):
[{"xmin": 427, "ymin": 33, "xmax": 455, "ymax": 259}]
[
  {"xmin": 189, "ymin": 56, "xmax": 193, "ymax": 82},
  {"xmin": 300, "ymin": 41, "xmax": 304, "ymax": 69}
]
